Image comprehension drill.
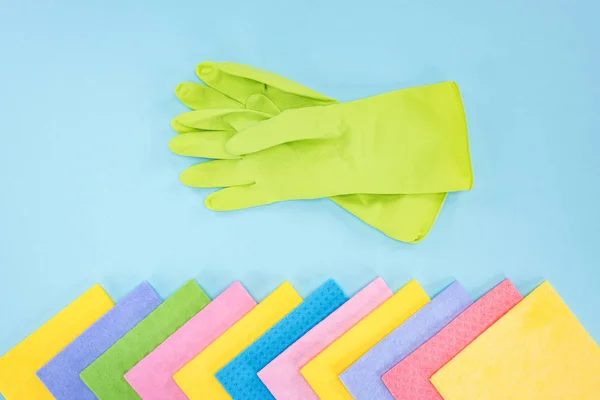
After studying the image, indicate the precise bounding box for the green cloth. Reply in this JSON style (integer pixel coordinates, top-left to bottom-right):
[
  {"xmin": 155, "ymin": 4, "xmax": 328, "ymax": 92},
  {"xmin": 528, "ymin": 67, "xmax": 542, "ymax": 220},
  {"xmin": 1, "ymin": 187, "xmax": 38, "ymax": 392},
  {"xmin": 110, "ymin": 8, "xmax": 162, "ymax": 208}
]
[
  {"xmin": 80, "ymin": 280, "xmax": 210, "ymax": 399},
  {"xmin": 170, "ymin": 62, "xmax": 473, "ymax": 242}
]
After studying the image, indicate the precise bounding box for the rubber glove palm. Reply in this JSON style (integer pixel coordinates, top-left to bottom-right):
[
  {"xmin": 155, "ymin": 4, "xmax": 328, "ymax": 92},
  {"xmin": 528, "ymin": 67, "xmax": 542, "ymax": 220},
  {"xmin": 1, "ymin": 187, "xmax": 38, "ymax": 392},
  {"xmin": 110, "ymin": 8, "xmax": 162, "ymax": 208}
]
[{"xmin": 170, "ymin": 63, "xmax": 472, "ymax": 242}]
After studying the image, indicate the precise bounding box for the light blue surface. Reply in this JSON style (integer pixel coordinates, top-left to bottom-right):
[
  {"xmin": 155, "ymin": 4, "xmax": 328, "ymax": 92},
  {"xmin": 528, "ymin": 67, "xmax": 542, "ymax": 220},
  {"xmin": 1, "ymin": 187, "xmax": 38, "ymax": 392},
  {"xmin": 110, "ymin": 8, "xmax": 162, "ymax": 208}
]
[{"xmin": 0, "ymin": 0, "xmax": 599, "ymax": 386}]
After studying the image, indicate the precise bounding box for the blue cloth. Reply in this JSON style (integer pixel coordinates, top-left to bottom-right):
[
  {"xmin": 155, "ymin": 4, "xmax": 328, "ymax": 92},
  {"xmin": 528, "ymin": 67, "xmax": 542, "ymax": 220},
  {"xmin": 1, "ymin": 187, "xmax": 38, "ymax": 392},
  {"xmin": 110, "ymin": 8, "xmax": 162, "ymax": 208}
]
[
  {"xmin": 216, "ymin": 279, "xmax": 347, "ymax": 400},
  {"xmin": 36, "ymin": 282, "xmax": 162, "ymax": 400}
]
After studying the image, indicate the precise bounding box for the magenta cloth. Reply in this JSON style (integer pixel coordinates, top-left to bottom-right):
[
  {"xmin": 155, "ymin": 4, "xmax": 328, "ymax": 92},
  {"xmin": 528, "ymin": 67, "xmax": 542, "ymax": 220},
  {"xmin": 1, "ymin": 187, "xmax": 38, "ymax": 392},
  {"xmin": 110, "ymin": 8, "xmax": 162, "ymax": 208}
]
[
  {"xmin": 339, "ymin": 281, "xmax": 473, "ymax": 400},
  {"xmin": 36, "ymin": 282, "xmax": 162, "ymax": 400},
  {"xmin": 258, "ymin": 277, "xmax": 393, "ymax": 399},
  {"xmin": 124, "ymin": 282, "xmax": 256, "ymax": 400},
  {"xmin": 382, "ymin": 279, "xmax": 523, "ymax": 400}
]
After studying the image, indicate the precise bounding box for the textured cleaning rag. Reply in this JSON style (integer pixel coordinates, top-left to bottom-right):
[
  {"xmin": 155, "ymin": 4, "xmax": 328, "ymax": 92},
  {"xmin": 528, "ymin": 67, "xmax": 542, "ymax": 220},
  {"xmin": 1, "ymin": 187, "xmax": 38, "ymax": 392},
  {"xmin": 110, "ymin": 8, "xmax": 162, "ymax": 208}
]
[
  {"xmin": 430, "ymin": 281, "xmax": 600, "ymax": 400},
  {"xmin": 340, "ymin": 280, "xmax": 473, "ymax": 400},
  {"xmin": 0, "ymin": 285, "xmax": 114, "ymax": 400},
  {"xmin": 125, "ymin": 282, "xmax": 256, "ymax": 400},
  {"xmin": 258, "ymin": 278, "xmax": 392, "ymax": 400},
  {"xmin": 37, "ymin": 282, "xmax": 162, "ymax": 400},
  {"xmin": 382, "ymin": 279, "xmax": 522, "ymax": 400},
  {"xmin": 173, "ymin": 282, "xmax": 302, "ymax": 400},
  {"xmin": 216, "ymin": 279, "xmax": 348, "ymax": 400},
  {"xmin": 300, "ymin": 280, "xmax": 430, "ymax": 400},
  {"xmin": 80, "ymin": 280, "xmax": 210, "ymax": 400}
]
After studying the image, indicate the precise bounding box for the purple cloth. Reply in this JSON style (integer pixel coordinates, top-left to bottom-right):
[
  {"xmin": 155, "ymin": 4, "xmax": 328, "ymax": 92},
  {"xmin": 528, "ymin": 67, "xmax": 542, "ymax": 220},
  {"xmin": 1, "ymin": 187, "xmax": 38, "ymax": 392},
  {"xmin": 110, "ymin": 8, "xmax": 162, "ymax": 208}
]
[
  {"xmin": 36, "ymin": 282, "xmax": 162, "ymax": 400},
  {"xmin": 339, "ymin": 281, "xmax": 473, "ymax": 400}
]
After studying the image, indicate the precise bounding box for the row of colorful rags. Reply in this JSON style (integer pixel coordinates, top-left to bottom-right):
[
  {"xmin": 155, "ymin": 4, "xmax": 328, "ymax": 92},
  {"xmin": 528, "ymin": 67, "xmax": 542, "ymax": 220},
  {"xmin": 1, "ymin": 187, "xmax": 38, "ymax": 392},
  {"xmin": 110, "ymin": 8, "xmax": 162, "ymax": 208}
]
[{"xmin": 0, "ymin": 277, "xmax": 598, "ymax": 399}]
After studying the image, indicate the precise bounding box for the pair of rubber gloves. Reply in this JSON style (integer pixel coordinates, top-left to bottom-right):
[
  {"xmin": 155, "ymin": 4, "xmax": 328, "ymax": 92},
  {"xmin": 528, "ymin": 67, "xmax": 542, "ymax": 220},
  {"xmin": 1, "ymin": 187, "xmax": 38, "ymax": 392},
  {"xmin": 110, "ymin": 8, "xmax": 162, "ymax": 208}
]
[{"xmin": 170, "ymin": 62, "xmax": 473, "ymax": 243}]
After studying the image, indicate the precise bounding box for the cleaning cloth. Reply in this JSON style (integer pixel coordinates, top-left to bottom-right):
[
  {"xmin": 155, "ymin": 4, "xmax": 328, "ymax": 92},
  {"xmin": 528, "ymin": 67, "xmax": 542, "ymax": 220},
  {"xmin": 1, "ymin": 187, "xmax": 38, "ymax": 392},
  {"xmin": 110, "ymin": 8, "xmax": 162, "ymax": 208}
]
[
  {"xmin": 216, "ymin": 279, "xmax": 347, "ymax": 400},
  {"xmin": 173, "ymin": 282, "xmax": 302, "ymax": 400},
  {"xmin": 340, "ymin": 281, "xmax": 472, "ymax": 400},
  {"xmin": 382, "ymin": 279, "xmax": 522, "ymax": 399},
  {"xmin": 0, "ymin": 285, "xmax": 114, "ymax": 399},
  {"xmin": 80, "ymin": 280, "xmax": 210, "ymax": 399},
  {"xmin": 258, "ymin": 277, "xmax": 392, "ymax": 399},
  {"xmin": 37, "ymin": 282, "xmax": 162, "ymax": 400},
  {"xmin": 300, "ymin": 280, "xmax": 429, "ymax": 400},
  {"xmin": 125, "ymin": 282, "xmax": 256, "ymax": 399},
  {"xmin": 430, "ymin": 281, "xmax": 600, "ymax": 400}
]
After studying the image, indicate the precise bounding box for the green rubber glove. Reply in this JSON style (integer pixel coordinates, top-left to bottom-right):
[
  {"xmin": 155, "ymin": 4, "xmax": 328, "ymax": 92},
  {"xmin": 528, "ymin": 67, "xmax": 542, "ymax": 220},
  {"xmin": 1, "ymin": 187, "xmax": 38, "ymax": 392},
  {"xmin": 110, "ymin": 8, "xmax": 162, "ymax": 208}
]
[{"xmin": 170, "ymin": 62, "xmax": 472, "ymax": 242}]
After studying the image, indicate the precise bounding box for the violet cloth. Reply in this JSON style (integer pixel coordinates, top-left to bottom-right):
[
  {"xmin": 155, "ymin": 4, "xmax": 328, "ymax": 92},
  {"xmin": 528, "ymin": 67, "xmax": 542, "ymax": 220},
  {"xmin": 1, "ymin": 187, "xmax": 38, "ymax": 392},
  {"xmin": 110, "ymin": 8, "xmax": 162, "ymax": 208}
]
[
  {"xmin": 36, "ymin": 282, "xmax": 162, "ymax": 400},
  {"xmin": 339, "ymin": 281, "xmax": 473, "ymax": 400}
]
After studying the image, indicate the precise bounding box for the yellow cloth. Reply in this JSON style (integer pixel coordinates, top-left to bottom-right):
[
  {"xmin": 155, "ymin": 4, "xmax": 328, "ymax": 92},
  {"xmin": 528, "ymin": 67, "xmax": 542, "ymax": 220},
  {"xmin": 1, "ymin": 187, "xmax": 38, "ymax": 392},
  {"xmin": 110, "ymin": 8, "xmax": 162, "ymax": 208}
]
[
  {"xmin": 300, "ymin": 280, "xmax": 429, "ymax": 399},
  {"xmin": 0, "ymin": 285, "xmax": 114, "ymax": 399},
  {"xmin": 431, "ymin": 281, "xmax": 600, "ymax": 400},
  {"xmin": 173, "ymin": 281, "xmax": 302, "ymax": 399}
]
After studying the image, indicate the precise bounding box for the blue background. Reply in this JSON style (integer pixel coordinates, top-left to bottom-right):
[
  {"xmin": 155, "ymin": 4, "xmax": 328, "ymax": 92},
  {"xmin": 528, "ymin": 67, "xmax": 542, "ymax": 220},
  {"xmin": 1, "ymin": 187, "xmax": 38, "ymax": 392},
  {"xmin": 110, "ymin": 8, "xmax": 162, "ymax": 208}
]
[{"xmin": 1, "ymin": 0, "xmax": 599, "ymax": 384}]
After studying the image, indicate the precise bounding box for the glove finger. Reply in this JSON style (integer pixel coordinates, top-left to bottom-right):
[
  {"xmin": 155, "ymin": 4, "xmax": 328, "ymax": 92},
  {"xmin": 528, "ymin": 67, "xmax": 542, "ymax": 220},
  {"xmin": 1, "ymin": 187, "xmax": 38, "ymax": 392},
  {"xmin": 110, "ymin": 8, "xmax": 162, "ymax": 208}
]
[
  {"xmin": 175, "ymin": 82, "xmax": 244, "ymax": 110},
  {"xmin": 172, "ymin": 119, "xmax": 201, "ymax": 134},
  {"xmin": 174, "ymin": 109, "xmax": 271, "ymax": 132},
  {"xmin": 197, "ymin": 61, "xmax": 338, "ymax": 111},
  {"xmin": 226, "ymin": 108, "xmax": 339, "ymax": 155},
  {"xmin": 215, "ymin": 62, "xmax": 335, "ymax": 102},
  {"xmin": 204, "ymin": 184, "xmax": 269, "ymax": 211},
  {"xmin": 169, "ymin": 131, "xmax": 238, "ymax": 159},
  {"xmin": 180, "ymin": 159, "xmax": 250, "ymax": 188},
  {"xmin": 246, "ymin": 93, "xmax": 281, "ymax": 115}
]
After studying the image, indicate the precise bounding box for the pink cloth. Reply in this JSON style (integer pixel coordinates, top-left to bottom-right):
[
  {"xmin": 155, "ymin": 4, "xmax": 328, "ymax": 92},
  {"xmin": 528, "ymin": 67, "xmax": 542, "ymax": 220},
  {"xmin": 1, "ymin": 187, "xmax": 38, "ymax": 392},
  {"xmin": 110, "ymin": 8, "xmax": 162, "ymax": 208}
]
[
  {"xmin": 382, "ymin": 279, "xmax": 523, "ymax": 400},
  {"xmin": 124, "ymin": 282, "xmax": 256, "ymax": 400},
  {"xmin": 258, "ymin": 277, "xmax": 392, "ymax": 400}
]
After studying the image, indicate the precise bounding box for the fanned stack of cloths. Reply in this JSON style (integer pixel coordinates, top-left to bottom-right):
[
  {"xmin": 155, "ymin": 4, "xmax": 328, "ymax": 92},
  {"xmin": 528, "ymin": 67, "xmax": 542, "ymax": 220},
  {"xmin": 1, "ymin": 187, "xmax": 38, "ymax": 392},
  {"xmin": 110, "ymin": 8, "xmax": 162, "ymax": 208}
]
[
  {"xmin": 169, "ymin": 62, "xmax": 474, "ymax": 243},
  {"xmin": 0, "ymin": 278, "xmax": 598, "ymax": 399}
]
